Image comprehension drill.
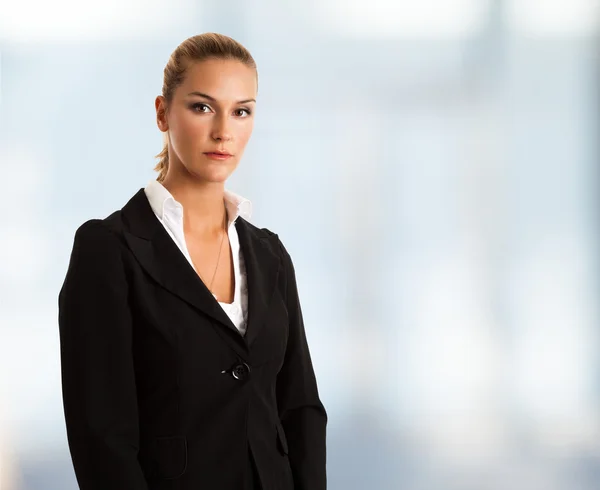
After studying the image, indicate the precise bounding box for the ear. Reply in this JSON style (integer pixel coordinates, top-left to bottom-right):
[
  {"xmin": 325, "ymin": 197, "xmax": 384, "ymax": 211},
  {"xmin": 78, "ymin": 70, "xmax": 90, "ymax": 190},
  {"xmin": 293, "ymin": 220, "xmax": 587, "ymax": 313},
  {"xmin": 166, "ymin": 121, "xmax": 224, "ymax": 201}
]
[{"xmin": 155, "ymin": 96, "xmax": 169, "ymax": 132}]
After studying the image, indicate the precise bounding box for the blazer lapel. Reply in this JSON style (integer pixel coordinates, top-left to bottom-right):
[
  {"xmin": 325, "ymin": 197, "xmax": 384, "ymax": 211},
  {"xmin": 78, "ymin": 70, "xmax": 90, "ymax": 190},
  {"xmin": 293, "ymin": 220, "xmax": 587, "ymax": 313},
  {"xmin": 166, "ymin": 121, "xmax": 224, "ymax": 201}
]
[
  {"xmin": 235, "ymin": 215, "xmax": 281, "ymax": 348},
  {"xmin": 119, "ymin": 188, "xmax": 281, "ymax": 353}
]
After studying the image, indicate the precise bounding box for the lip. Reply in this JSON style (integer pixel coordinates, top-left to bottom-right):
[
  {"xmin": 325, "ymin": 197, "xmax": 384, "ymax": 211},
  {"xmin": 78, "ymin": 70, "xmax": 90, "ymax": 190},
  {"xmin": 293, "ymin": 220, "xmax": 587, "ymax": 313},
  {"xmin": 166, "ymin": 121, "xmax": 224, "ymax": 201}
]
[{"xmin": 203, "ymin": 152, "xmax": 233, "ymax": 160}]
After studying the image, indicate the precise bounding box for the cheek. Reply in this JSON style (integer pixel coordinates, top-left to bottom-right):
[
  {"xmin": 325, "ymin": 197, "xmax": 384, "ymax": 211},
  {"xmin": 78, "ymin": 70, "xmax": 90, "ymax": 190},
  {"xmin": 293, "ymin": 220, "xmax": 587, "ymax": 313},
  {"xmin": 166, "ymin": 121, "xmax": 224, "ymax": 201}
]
[
  {"xmin": 183, "ymin": 115, "xmax": 210, "ymax": 139},
  {"xmin": 236, "ymin": 122, "xmax": 254, "ymax": 146},
  {"xmin": 173, "ymin": 113, "xmax": 208, "ymax": 141}
]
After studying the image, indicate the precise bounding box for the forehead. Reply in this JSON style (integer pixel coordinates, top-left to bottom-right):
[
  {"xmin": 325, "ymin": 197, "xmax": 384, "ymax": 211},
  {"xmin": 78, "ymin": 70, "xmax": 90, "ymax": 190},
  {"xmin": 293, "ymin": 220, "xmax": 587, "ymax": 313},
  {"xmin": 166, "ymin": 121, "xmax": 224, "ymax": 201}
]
[{"xmin": 178, "ymin": 58, "xmax": 257, "ymax": 100}]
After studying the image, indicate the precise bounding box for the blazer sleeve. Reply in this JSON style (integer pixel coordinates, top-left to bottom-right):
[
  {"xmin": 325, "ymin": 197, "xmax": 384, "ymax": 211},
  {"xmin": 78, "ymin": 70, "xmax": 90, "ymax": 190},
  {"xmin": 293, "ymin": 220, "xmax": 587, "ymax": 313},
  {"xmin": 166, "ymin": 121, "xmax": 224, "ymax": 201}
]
[
  {"xmin": 58, "ymin": 219, "xmax": 149, "ymax": 490},
  {"xmin": 276, "ymin": 239, "xmax": 328, "ymax": 490}
]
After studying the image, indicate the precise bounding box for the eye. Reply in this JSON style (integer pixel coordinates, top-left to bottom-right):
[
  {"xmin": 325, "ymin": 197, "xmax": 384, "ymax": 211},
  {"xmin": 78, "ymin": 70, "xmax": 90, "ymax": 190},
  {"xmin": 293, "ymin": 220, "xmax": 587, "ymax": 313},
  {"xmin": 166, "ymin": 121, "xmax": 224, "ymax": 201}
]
[
  {"xmin": 235, "ymin": 108, "xmax": 252, "ymax": 117},
  {"xmin": 190, "ymin": 103, "xmax": 211, "ymax": 113}
]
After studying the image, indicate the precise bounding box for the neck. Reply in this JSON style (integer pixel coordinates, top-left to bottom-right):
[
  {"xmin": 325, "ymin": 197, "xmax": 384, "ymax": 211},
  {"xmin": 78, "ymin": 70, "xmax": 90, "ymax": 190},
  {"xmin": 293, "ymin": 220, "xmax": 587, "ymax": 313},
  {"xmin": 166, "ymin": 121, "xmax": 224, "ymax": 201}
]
[{"xmin": 161, "ymin": 175, "xmax": 227, "ymax": 238}]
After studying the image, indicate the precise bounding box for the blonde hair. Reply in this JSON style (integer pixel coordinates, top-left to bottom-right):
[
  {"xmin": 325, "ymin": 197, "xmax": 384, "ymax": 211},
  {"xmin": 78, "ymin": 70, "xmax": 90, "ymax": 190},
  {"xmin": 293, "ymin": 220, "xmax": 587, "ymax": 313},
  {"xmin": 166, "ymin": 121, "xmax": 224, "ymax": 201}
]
[{"xmin": 153, "ymin": 32, "xmax": 258, "ymax": 183}]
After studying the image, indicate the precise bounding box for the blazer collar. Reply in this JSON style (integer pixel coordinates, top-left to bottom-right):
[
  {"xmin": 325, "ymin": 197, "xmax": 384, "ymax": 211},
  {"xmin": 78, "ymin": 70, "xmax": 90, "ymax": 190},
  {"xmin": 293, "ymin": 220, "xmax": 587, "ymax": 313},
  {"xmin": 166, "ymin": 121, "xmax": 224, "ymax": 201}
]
[{"xmin": 119, "ymin": 188, "xmax": 281, "ymax": 356}]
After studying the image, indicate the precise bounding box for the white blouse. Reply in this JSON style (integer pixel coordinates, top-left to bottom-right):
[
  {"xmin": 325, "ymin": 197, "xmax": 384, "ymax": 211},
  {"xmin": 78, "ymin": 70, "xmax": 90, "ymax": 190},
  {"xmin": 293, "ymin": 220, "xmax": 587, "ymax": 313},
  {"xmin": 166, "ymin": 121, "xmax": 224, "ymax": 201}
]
[{"xmin": 143, "ymin": 179, "xmax": 253, "ymax": 336}]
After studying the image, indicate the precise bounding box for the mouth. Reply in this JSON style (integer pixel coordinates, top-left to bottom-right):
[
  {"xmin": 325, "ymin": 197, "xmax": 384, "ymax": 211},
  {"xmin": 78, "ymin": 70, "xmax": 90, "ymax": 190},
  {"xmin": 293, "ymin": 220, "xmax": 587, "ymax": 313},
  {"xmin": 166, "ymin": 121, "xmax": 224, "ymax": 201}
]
[
  {"xmin": 204, "ymin": 150, "xmax": 232, "ymax": 156},
  {"xmin": 203, "ymin": 151, "xmax": 233, "ymax": 160}
]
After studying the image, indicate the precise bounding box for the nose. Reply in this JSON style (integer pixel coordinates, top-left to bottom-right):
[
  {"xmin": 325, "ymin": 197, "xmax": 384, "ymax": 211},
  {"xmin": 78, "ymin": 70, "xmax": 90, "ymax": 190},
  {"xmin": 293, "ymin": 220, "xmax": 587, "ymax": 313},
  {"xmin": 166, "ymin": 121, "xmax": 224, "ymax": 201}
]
[{"xmin": 211, "ymin": 115, "xmax": 232, "ymax": 142}]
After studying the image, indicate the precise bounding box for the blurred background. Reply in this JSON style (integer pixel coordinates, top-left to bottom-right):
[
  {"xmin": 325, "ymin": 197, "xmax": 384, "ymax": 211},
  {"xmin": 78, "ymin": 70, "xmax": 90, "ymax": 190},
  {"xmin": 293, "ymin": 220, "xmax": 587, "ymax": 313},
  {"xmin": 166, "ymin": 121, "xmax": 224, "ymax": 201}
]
[{"xmin": 1, "ymin": 0, "xmax": 599, "ymax": 488}]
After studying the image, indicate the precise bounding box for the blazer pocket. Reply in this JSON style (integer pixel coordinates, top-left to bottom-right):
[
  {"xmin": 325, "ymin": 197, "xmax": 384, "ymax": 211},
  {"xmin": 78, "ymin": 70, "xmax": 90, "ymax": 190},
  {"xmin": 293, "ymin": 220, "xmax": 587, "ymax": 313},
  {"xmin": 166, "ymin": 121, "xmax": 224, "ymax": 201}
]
[
  {"xmin": 155, "ymin": 435, "xmax": 188, "ymax": 479},
  {"xmin": 275, "ymin": 423, "xmax": 289, "ymax": 456}
]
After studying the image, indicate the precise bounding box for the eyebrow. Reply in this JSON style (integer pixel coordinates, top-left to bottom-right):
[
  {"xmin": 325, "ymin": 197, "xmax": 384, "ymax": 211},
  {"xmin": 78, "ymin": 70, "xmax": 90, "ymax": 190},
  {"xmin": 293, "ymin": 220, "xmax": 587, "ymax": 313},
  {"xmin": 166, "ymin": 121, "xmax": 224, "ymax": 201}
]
[{"xmin": 186, "ymin": 91, "xmax": 256, "ymax": 104}]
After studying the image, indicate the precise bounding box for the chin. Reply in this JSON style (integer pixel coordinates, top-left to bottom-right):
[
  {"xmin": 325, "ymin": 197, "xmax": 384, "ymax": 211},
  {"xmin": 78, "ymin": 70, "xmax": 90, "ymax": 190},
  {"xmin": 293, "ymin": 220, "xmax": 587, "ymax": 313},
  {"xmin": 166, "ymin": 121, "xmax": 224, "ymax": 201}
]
[
  {"xmin": 184, "ymin": 161, "xmax": 232, "ymax": 182},
  {"xmin": 197, "ymin": 169, "xmax": 233, "ymax": 183}
]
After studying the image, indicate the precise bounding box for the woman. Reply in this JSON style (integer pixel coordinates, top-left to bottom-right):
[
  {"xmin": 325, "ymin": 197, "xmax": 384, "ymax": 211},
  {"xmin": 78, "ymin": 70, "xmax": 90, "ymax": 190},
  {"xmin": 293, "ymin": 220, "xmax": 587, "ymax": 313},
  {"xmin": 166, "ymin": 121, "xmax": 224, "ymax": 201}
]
[{"xmin": 58, "ymin": 32, "xmax": 327, "ymax": 490}]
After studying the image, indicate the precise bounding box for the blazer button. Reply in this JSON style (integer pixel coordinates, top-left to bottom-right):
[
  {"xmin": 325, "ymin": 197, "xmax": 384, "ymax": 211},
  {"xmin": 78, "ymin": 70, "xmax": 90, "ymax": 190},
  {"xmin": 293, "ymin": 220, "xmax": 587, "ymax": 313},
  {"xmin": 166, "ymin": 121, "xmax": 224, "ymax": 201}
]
[{"xmin": 231, "ymin": 362, "xmax": 251, "ymax": 381}]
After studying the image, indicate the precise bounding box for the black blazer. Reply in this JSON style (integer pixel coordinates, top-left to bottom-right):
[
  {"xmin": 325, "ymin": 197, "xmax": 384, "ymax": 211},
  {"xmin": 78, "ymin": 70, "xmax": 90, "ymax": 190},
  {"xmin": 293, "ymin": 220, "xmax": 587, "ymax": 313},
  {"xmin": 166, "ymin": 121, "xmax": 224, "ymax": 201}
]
[{"xmin": 58, "ymin": 188, "xmax": 327, "ymax": 490}]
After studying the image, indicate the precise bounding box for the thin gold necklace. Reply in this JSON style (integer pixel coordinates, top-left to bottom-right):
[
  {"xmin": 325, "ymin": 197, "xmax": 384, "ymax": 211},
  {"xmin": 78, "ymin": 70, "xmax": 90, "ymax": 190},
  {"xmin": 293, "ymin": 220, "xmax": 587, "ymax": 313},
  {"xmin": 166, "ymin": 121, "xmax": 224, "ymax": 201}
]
[{"xmin": 206, "ymin": 207, "xmax": 228, "ymax": 299}]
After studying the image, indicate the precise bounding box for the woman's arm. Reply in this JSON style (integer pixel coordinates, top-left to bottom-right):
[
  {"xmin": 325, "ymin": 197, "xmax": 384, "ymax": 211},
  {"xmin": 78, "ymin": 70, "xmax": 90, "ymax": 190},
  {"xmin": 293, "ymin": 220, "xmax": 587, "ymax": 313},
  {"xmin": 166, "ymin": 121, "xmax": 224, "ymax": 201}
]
[
  {"xmin": 58, "ymin": 219, "xmax": 148, "ymax": 490},
  {"xmin": 276, "ymin": 239, "xmax": 328, "ymax": 490}
]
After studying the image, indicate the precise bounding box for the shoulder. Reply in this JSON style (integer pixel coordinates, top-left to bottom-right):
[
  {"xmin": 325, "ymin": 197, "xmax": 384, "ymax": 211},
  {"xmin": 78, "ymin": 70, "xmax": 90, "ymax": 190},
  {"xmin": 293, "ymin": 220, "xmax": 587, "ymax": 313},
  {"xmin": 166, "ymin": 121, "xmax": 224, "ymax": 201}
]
[
  {"xmin": 67, "ymin": 188, "xmax": 142, "ymax": 265},
  {"xmin": 71, "ymin": 211, "xmax": 126, "ymax": 255},
  {"xmin": 61, "ymin": 217, "xmax": 130, "ymax": 304},
  {"xmin": 237, "ymin": 215, "xmax": 276, "ymax": 238},
  {"xmin": 237, "ymin": 217, "xmax": 292, "ymax": 262}
]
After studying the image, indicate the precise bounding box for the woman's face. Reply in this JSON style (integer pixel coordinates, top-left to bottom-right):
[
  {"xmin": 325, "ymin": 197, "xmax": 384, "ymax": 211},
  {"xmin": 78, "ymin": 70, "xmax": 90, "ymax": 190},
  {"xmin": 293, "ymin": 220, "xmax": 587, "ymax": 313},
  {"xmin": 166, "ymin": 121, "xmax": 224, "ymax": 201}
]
[{"xmin": 156, "ymin": 58, "xmax": 257, "ymax": 183}]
